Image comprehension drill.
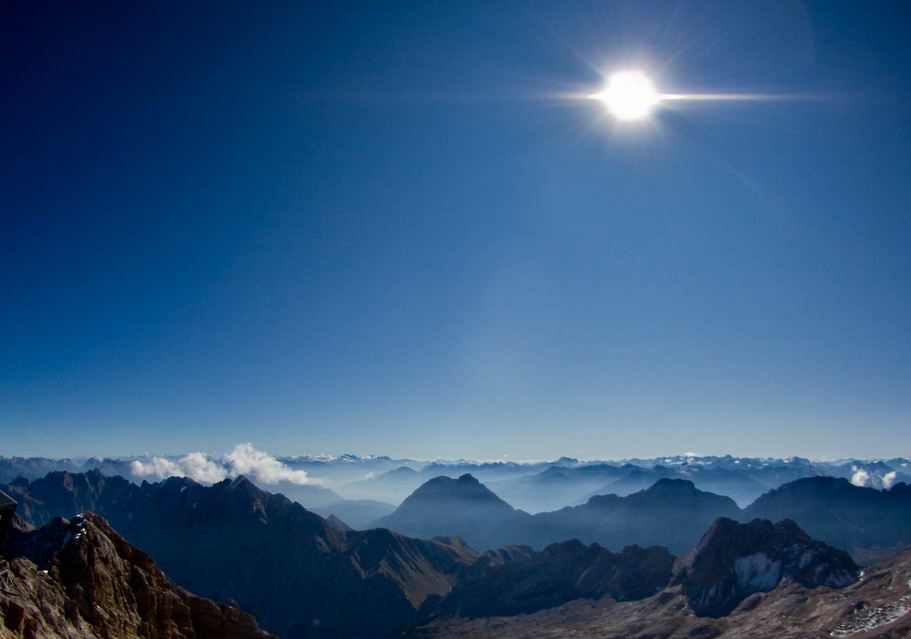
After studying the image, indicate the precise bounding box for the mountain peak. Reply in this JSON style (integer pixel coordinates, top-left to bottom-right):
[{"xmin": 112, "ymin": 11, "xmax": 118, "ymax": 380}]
[
  {"xmin": 230, "ymin": 474, "xmax": 254, "ymax": 489},
  {"xmin": 372, "ymin": 475, "xmax": 530, "ymax": 550},
  {"xmin": 410, "ymin": 474, "xmax": 497, "ymax": 501},
  {"xmin": 675, "ymin": 517, "xmax": 859, "ymax": 617},
  {"xmin": 645, "ymin": 477, "xmax": 697, "ymax": 493}
]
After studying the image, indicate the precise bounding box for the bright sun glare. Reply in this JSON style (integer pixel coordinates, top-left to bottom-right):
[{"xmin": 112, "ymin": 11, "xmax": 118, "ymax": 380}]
[{"xmin": 593, "ymin": 71, "xmax": 660, "ymax": 122}]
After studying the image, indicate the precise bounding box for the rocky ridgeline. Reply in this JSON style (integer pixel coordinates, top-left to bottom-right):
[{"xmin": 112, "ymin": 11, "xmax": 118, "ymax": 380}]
[
  {"xmin": 674, "ymin": 517, "xmax": 860, "ymax": 617},
  {"xmin": 432, "ymin": 539, "xmax": 675, "ymax": 618},
  {"xmin": 0, "ymin": 513, "xmax": 272, "ymax": 639}
]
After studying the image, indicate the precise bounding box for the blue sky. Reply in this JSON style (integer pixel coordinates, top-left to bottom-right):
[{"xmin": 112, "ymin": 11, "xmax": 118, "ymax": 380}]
[{"xmin": 2, "ymin": 1, "xmax": 910, "ymax": 459}]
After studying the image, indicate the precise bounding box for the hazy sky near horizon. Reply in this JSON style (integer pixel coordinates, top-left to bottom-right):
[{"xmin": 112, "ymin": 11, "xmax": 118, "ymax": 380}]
[{"xmin": 2, "ymin": 1, "xmax": 910, "ymax": 460}]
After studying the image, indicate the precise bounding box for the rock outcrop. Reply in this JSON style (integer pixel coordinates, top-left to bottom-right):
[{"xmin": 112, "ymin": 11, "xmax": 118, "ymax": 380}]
[
  {"xmin": 673, "ymin": 517, "xmax": 859, "ymax": 617},
  {"xmin": 0, "ymin": 513, "xmax": 273, "ymax": 639}
]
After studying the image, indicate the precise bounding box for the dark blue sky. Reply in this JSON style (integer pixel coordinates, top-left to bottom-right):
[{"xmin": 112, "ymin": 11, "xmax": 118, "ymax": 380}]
[{"xmin": 2, "ymin": 1, "xmax": 910, "ymax": 459}]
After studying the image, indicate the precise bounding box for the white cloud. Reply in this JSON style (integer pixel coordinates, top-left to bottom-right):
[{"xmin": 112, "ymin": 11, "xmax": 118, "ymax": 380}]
[
  {"xmin": 131, "ymin": 452, "xmax": 227, "ymax": 484},
  {"xmin": 176, "ymin": 452, "xmax": 229, "ymax": 483},
  {"xmin": 223, "ymin": 442, "xmax": 321, "ymax": 485},
  {"xmin": 850, "ymin": 466, "xmax": 900, "ymax": 490},
  {"xmin": 850, "ymin": 466, "xmax": 872, "ymax": 487},
  {"xmin": 131, "ymin": 457, "xmax": 181, "ymax": 479},
  {"xmin": 129, "ymin": 443, "xmax": 322, "ymax": 486}
]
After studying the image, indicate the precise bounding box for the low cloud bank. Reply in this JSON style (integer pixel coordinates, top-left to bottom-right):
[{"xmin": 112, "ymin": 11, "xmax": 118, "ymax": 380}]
[
  {"xmin": 850, "ymin": 465, "xmax": 898, "ymax": 490},
  {"xmin": 130, "ymin": 443, "xmax": 321, "ymax": 486}
]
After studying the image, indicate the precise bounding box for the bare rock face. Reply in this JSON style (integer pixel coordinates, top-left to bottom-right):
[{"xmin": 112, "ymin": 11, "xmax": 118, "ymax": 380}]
[
  {"xmin": 0, "ymin": 513, "xmax": 273, "ymax": 639},
  {"xmin": 673, "ymin": 517, "xmax": 859, "ymax": 617}
]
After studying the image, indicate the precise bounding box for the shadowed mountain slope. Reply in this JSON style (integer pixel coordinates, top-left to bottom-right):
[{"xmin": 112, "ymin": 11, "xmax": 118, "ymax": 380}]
[
  {"xmin": 377, "ymin": 475, "xmax": 741, "ymax": 554},
  {"xmin": 743, "ymin": 476, "xmax": 911, "ymax": 564},
  {"xmin": 534, "ymin": 478, "xmax": 742, "ymax": 554},
  {"xmin": 374, "ymin": 474, "xmax": 536, "ymax": 549},
  {"xmin": 2, "ymin": 471, "xmax": 480, "ymax": 639},
  {"xmin": 432, "ymin": 539, "xmax": 674, "ymax": 619},
  {"xmin": 375, "ymin": 473, "xmax": 911, "ymax": 561}
]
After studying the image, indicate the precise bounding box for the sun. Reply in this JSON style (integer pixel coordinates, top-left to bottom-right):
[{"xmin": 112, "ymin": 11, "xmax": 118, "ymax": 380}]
[{"xmin": 592, "ymin": 71, "xmax": 660, "ymax": 122}]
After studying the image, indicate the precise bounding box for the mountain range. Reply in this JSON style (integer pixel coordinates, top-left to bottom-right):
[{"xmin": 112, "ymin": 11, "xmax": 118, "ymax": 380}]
[
  {"xmin": 2, "ymin": 467, "xmax": 909, "ymax": 638},
  {"xmin": 432, "ymin": 540, "xmax": 675, "ymax": 618},
  {"xmin": 3, "ymin": 453, "xmax": 909, "ymax": 513},
  {"xmin": 373, "ymin": 473, "xmax": 911, "ymax": 562},
  {"xmin": 743, "ymin": 476, "xmax": 911, "ymax": 565}
]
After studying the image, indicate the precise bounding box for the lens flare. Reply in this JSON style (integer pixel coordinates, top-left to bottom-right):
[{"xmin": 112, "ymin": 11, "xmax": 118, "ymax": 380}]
[{"xmin": 592, "ymin": 71, "xmax": 660, "ymax": 121}]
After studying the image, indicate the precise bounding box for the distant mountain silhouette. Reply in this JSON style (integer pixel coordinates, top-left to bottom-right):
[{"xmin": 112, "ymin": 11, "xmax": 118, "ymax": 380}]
[
  {"xmin": 1, "ymin": 512, "xmax": 273, "ymax": 638},
  {"xmin": 593, "ymin": 464, "xmax": 774, "ymax": 507},
  {"xmin": 535, "ymin": 478, "xmax": 742, "ymax": 554},
  {"xmin": 374, "ymin": 474, "xmax": 536, "ymax": 549},
  {"xmin": 488, "ymin": 456, "xmax": 844, "ymax": 510},
  {"xmin": 4, "ymin": 453, "xmax": 909, "ymax": 513},
  {"xmin": 373, "ymin": 473, "xmax": 911, "ymax": 561},
  {"xmin": 673, "ymin": 517, "xmax": 859, "ymax": 617},
  {"xmin": 0, "ymin": 457, "xmax": 84, "ymax": 483},
  {"xmin": 589, "ymin": 464, "xmax": 679, "ymax": 497},
  {"xmin": 342, "ymin": 466, "xmax": 430, "ymax": 503},
  {"xmin": 743, "ymin": 476, "xmax": 911, "ymax": 563},
  {"xmin": 492, "ymin": 464, "xmax": 632, "ymax": 512},
  {"xmin": 313, "ymin": 498, "xmax": 395, "ymax": 529},
  {"xmin": 255, "ymin": 480, "xmax": 344, "ymax": 509},
  {"xmin": 375, "ymin": 475, "xmax": 740, "ymax": 553}
]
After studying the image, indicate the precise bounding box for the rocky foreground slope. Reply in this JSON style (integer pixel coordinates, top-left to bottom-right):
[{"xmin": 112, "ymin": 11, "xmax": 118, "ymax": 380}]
[
  {"xmin": 0, "ymin": 513, "xmax": 272, "ymax": 639},
  {"xmin": 410, "ymin": 518, "xmax": 891, "ymax": 639},
  {"xmin": 410, "ymin": 550, "xmax": 911, "ymax": 639}
]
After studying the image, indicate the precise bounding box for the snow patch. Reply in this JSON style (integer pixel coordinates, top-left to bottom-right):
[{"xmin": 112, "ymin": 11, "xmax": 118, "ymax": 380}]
[
  {"xmin": 798, "ymin": 550, "xmax": 816, "ymax": 569},
  {"xmin": 829, "ymin": 594, "xmax": 911, "ymax": 637},
  {"xmin": 734, "ymin": 553, "xmax": 782, "ymax": 592}
]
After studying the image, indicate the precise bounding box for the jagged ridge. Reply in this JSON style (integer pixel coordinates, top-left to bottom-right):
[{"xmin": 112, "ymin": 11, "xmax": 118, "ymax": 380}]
[{"xmin": 0, "ymin": 513, "xmax": 273, "ymax": 639}]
